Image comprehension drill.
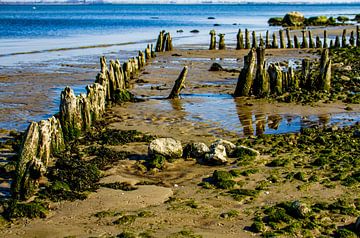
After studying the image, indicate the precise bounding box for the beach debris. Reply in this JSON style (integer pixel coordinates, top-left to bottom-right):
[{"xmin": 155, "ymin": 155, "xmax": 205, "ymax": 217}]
[
  {"xmin": 233, "ymin": 145, "xmax": 260, "ymax": 158},
  {"xmin": 350, "ymin": 31, "xmax": 355, "ymax": 47},
  {"xmin": 183, "ymin": 142, "xmax": 210, "ymax": 159},
  {"xmin": 155, "ymin": 30, "xmax": 164, "ymax": 52},
  {"xmin": 148, "ymin": 138, "xmax": 183, "ymax": 159},
  {"xmin": 290, "ymin": 201, "xmax": 311, "ymax": 218},
  {"xmin": 205, "ymin": 144, "xmax": 228, "ymax": 165},
  {"xmin": 294, "ymin": 35, "xmax": 300, "ymax": 48},
  {"xmin": 168, "ymin": 66, "xmax": 188, "ymax": 99},
  {"xmin": 234, "ymin": 48, "xmax": 256, "ymax": 97},
  {"xmin": 218, "ymin": 33, "xmax": 226, "ymax": 50},
  {"xmin": 316, "ymin": 36, "xmax": 322, "ymax": 48},
  {"xmin": 236, "ymin": 29, "xmax": 244, "ymax": 50},
  {"xmin": 283, "ymin": 11, "xmax": 305, "ymax": 26},
  {"xmin": 209, "ymin": 30, "xmax": 216, "ymax": 50}
]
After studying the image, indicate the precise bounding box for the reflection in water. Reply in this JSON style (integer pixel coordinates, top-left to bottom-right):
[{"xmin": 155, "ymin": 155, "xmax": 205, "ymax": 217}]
[
  {"xmin": 319, "ymin": 114, "xmax": 331, "ymax": 125},
  {"xmin": 238, "ymin": 112, "xmax": 254, "ymax": 136},
  {"xmin": 169, "ymin": 98, "xmax": 184, "ymax": 111},
  {"xmin": 268, "ymin": 115, "xmax": 282, "ymax": 130},
  {"xmin": 255, "ymin": 113, "xmax": 266, "ymax": 135}
]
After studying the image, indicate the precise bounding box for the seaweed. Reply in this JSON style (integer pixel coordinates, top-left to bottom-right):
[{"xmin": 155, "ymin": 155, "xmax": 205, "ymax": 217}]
[{"xmin": 4, "ymin": 199, "xmax": 48, "ymax": 219}]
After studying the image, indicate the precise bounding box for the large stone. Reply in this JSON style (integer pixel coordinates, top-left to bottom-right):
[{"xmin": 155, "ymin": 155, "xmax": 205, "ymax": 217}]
[
  {"xmin": 183, "ymin": 142, "xmax": 210, "ymax": 158},
  {"xmin": 211, "ymin": 139, "xmax": 236, "ymax": 155},
  {"xmin": 291, "ymin": 200, "xmax": 311, "ymax": 218},
  {"xmin": 148, "ymin": 138, "xmax": 183, "ymax": 159},
  {"xmin": 205, "ymin": 144, "xmax": 228, "ymax": 165},
  {"xmin": 283, "ymin": 12, "xmax": 305, "ymax": 26}
]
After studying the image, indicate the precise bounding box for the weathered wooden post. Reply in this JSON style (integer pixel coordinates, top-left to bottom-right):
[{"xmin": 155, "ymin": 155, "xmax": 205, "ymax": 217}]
[
  {"xmin": 266, "ymin": 30, "xmax": 271, "ymax": 48},
  {"xmin": 259, "ymin": 33, "xmax": 264, "ymax": 47},
  {"xmin": 272, "ymin": 32, "xmax": 279, "ymax": 48},
  {"xmin": 357, "ymin": 26, "xmax": 360, "ymax": 47},
  {"xmin": 209, "ymin": 30, "xmax": 216, "ymax": 50},
  {"xmin": 236, "ymin": 29, "xmax": 244, "ymax": 50},
  {"xmin": 288, "ymin": 67, "xmax": 299, "ymax": 91},
  {"xmin": 234, "ymin": 48, "xmax": 256, "ymax": 97},
  {"xmin": 252, "ymin": 31, "xmax": 258, "ymax": 48},
  {"xmin": 294, "ymin": 35, "xmax": 300, "ymax": 48},
  {"xmin": 245, "ymin": 29, "xmax": 251, "ymax": 49},
  {"xmin": 308, "ymin": 31, "xmax": 315, "ymax": 48},
  {"xmin": 145, "ymin": 44, "xmax": 152, "ymax": 60},
  {"xmin": 323, "ymin": 30, "xmax": 328, "ymax": 48},
  {"xmin": 282, "ymin": 70, "xmax": 289, "ymax": 92},
  {"xmin": 165, "ymin": 32, "xmax": 173, "ymax": 51},
  {"xmin": 268, "ymin": 63, "xmax": 283, "ymax": 95},
  {"xmin": 341, "ymin": 29, "xmax": 347, "ymax": 48},
  {"xmin": 349, "ymin": 31, "xmax": 355, "ymax": 47},
  {"xmin": 301, "ymin": 59, "xmax": 311, "ymax": 89},
  {"xmin": 155, "ymin": 30, "xmax": 164, "ymax": 52},
  {"xmin": 151, "ymin": 44, "xmax": 156, "ymax": 58},
  {"xmin": 316, "ymin": 36, "xmax": 322, "ymax": 48},
  {"xmin": 301, "ymin": 30, "xmax": 308, "ymax": 48},
  {"xmin": 330, "ymin": 40, "xmax": 334, "ymax": 48},
  {"xmin": 218, "ymin": 33, "xmax": 226, "ymax": 50},
  {"xmin": 335, "ymin": 36, "xmax": 340, "ymax": 48},
  {"xmin": 317, "ymin": 49, "xmax": 331, "ymax": 91},
  {"xmin": 279, "ymin": 30, "xmax": 285, "ymax": 48},
  {"xmin": 168, "ymin": 66, "xmax": 188, "ymax": 99},
  {"xmin": 286, "ymin": 29, "xmax": 293, "ymax": 48},
  {"xmin": 253, "ymin": 47, "xmax": 269, "ymax": 97}
]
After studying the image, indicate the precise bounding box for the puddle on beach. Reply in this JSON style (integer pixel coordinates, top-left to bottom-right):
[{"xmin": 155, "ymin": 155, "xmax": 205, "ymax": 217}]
[{"xmin": 146, "ymin": 93, "xmax": 360, "ymax": 136}]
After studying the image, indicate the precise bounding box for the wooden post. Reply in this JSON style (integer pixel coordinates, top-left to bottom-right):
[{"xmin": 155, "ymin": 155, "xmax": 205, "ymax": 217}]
[
  {"xmin": 288, "ymin": 67, "xmax": 299, "ymax": 91},
  {"xmin": 286, "ymin": 29, "xmax": 293, "ymax": 48},
  {"xmin": 272, "ymin": 32, "xmax": 278, "ymax": 48},
  {"xmin": 218, "ymin": 33, "xmax": 226, "ymax": 50},
  {"xmin": 301, "ymin": 59, "xmax": 312, "ymax": 90},
  {"xmin": 236, "ymin": 29, "xmax": 244, "ymax": 50},
  {"xmin": 301, "ymin": 30, "xmax": 308, "ymax": 48},
  {"xmin": 151, "ymin": 44, "xmax": 156, "ymax": 58},
  {"xmin": 245, "ymin": 29, "xmax": 251, "ymax": 49},
  {"xmin": 335, "ymin": 36, "xmax": 340, "ymax": 48},
  {"xmin": 282, "ymin": 70, "xmax": 289, "ymax": 92},
  {"xmin": 294, "ymin": 35, "xmax": 300, "ymax": 48},
  {"xmin": 209, "ymin": 30, "xmax": 216, "ymax": 50},
  {"xmin": 349, "ymin": 31, "xmax": 355, "ymax": 47},
  {"xmin": 308, "ymin": 31, "xmax": 315, "ymax": 48},
  {"xmin": 234, "ymin": 48, "xmax": 256, "ymax": 97},
  {"xmin": 279, "ymin": 30, "xmax": 285, "ymax": 48},
  {"xmin": 168, "ymin": 66, "xmax": 188, "ymax": 99},
  {"xmin": 316, "ymin": 36, "xmax": 322, "ymax": 48},
  {"xmin": 330, "ymin": 40, "xmax": 334, "ymax": 48},
  {"xmin": 254, "ymin": 47, "xmax": 269, "ymax": 97},
  {"xmin": 268, "ymin": 63, "xmax": 283, "ymax": 95},
  {"xmin": 165, "ymin": 32, "xmax": 173, "ymax": 51},
  {"xmin": 259, "ymin": 33, "xmax": 264, "ymax": 47},
  {"xmin": 317, "ymin": 49, "xmax": 331, "ymax": 91},
  {"xmin": 145, "ymin": 44, "xmax": 152, "ymax": 60},
  {"xmin": 323, "ymin": 30, "xmax": 328, "ymax": 48},
  {"xmin": 266, "ymin": 30, "xmax": 271, "ymax": 48},
  {"xmin": 252, "ymin": 31, "xmax": 258, "ymax": 48},
  {"xmin": 155, "ymin": 30, "xmax": 164, "ymax": 52},
  {"xmin": 341, "ymin": 29, "xmax": 347, "ymax": 48},
  {"xmin": 357, "ymin": 26, "xmax": 360, "ymax": 47}
]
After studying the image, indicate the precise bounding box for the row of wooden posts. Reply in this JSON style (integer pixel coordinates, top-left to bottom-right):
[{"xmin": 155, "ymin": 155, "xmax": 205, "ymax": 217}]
[
  {"xmin": 210, "ymin": 26, "xmax": 360, "ymax": 50},
  {"xmin": 13, "ymin": 44, "xmax": 157, "ymax": 200},
  {"xmin": 234, "ymin": 47, "xmax": 331, "ymax": 97}
]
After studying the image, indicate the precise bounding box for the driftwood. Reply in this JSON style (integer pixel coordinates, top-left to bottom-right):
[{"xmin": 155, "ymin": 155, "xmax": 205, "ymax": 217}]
[
  {"xmin": 209, "ymin": 30, "xmax": 216, "ymax": 50},
  {"xmin": 155, "ymin": 31, "xmax": 164, "ymax": 52},
  {"xmin": 145, "ymin": 44, "xmax": 152, "ymax": 60},
  {"xmin": 168, "ymin": 66, "xmax": 188, "ymax": 99},
  {"xmin": 317, "ymin": 49, "xmax": 331, "ymax": 91},
  {"xmin": 234, "ymin": 48, "xmax": 256, "ymax": 97},
  {"xmin": 218, "ymin": 33, "xmax": 226, "ymax": 50},
  {"xmin": 165, "ymin": 33, "xmax": 173, "ymax": 51}
]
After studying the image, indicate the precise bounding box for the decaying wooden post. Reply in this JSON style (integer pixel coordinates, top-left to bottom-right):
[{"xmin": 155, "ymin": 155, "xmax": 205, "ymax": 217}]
[
  {"xmin": 316, "ymin": 36, "xmax": 322, "ymax": 48},
  {"xmin": 349, "ymin": 31, "xmax": 355, "ymax": 47},
  {"xmin": 252, "ymin": 31, "xmax": 258, "ymax": 48},
  {"xmin": 323, "ymin": 30, "xmax": 328, "ymax": 48},
  {"xmin": 155, "ymin": 30, "xmax": 164, "ymax": 52},
  {"xmin": 245, "ymin": 29, "xmax": 251, "ymax": 49},
  {"xmin": 259, "ymin": 33, "xmax": 264, "ymax": 47},
  {"xmin": 266, "ymin": 30, "xmax": 271, "ymax": 48},
  {"xmin": 151, "ymin": 44, "xmax": 156, "ymax": 58},
  {"xmin": 308, "ymin": 31, "xmax": 315, "ymax": 48},
  {"xmin": 288, "ymin": 67, "xmax": 299, "ymax": 91},
  {"xmin": 330, "ymin": 40, "xmax": 334, "ymax": 48},
  {"xmin": 234, "ymin": 48, "xmax": 256, "ymax": 97},
  {"xmin": 279, "ymin": 30, "xmax": 285, "ymax": 48},
  {"xmin": 145, "ymin": 44, "xmax": 152, "ymax": 60},
  {"xmin": 253, "ymin": 47, "xmax": 269, "ymax": 97},
  {"xmin": 272, "ymin": 32, "xmax": 279, "ymax": 48},
  {"xmin": 301, "ymin": 30, "xmax": 308, "ymax": 48},
  {"xmin": 165, "ymin": 33, "xmax": 173, "ymax": 51},
  {"xmin": 357, "ymin": 26, "xmax": 360, "ymax": 47},
  {"xmin": 317, "ymin": 49, "xmax": 331, "ymax": 91},
  {"xmin": 236, "ymin": 29, "xmax": 244, "ymax": 50},
  {"xmin": 341, "ymin": 29, "xmax": 347, "ymax": 48},
  {"xmin": 301, "ymin": 59, "xmax": 312, "ymax": 89},
  {"xmin": 209, "ymin": 30, "xmax": 216, "ymax": 50},
  {"xmin": 335, "ymin": 36, "xmax": 340, "ymax": 48},
  {"xmin": 286, "ymin": 29, "xmax": 293, "ymax": 48},
  {"xmin": 218, "ymin": 33, "xmax": 226, "ymax": 50},
  {"xmin": 294, "ymin": 35, "xmax": 300, "ymax": 48},
  {"xmin": 268, "ymin": 63, "xmax": 283, "ymax": 95},
  {"xmin": 168, "ymin": 66, "xmax": 188, "ymax": 99},
  {"xmin": 282, "ymin": 69, "xmax": 289, "ymax": 92},
  {"xmin": 161, "ymin": 32, "xmax": 167, "ymax": 52}
]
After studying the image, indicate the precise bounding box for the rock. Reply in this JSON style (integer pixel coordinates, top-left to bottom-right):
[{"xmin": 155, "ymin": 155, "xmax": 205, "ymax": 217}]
[
  {"xmin": 211, "ymin": 139, "xmax": 236, "ymax": 155},
  {"xmin": 205, "ymin": 144, "xmax": 227, "ymax": 165},
  {"xmin": 233, "ymin": 145, "xmax": 260, "ymax": 157},
  {"xmin": 340, "ymin": 75, "xmax": 351, "ymax": 81},
  {"xmin": 343, "ymin": 65, "xmax": 352, "ymax": 71},
  {"xmin": 283, "ymin": 12, "xmax": 305, "ymax": 26},
  {"xmin": 355, "ymin": 216, "xmax": 360, "ymax": 235},
  {"xmin": 291, "ymin": 200, "xmax": 311, "ymax": 218},
  {"xmin": 209, "ymin": 63, "xmax": 223, "ymax": 71},
  {"xmin": 190, "ymin": 29, "xmax": 200, "ymax": 33},
  {"xmin": 353, "ymin": 130, "xmax": 360, "ymax": 138},
  {"xmin": 148, "ymin": 138, "xmax": 183, "ymax": 159},
  {"xmin": 268, "ymin": 17, "xmax": 283, "ymax": 26},
  {"xmin": 183, "ymin": 142, "xmax": 210, "ymax": 158},
  {"xmin": 208, "ymin": 16, "xmax": 216, "ymax": 19}
]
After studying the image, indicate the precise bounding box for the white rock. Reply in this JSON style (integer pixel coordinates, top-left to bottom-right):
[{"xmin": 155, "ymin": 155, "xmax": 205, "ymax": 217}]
[
  {"xmin": 185, "ymin": 142, "xmax": 210, "ymax": 158},
  {"xmin": 148, "ymin": 138, "xmax": 183, "ymax": 158},
  {"xmin": 205, "ymin": 144, "xmax": 228, "ymax": 165},
  {"xmin": 212, "ymin": 139, "xmax": 236, "ymax": 155}
]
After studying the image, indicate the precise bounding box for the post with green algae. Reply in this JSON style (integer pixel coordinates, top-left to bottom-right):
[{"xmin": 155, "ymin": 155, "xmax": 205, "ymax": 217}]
[
  {"xmin": 165, "ymin": 32, "xmax": 173, "ymax": 51},
  {"xmin": 341, "ymin": 29, "xmax": 347, "ymax": 48},
  {"xmin": 155, "ymin": 30, "xmax": 164, "ymax": 52},
  {"xmin": 209, "ymin": 30, "xmax": 216, "ymax": 50},
  {"xmin": 168, "ymin": 66, "xmax": 188, "ymax": 99},
  {"xmin": 349, "ymin": 31, "xmax": 355, "ymax": 47},
  {"xmin": 301, "ymin": 30, "xmax": 308, "ymax": 48},
  {"xmin": 236, "ymin": 29, "xmax": 244, "ymax": 50},
  {"xmin": 317, "ymin": 49, "xmax": 331, "ymax": 91},
  {"xmin": 279, "ymin": 30, "xmax": 285, "ymax": 48},
  {"xmin": 286, "ymin": 29, "xmax": 293, "ymax": 48},
  {"xmin": 145, "ymin": 44, "xmax": 152, "ymax": 60},
  {"xmin": 253, "ymin": 47, "xmax": 269, "ymax": 97},
  {"xmin": 301, "ymin": 59, "xmax": 312, "ymax": 89},
  {"xmin": 218, "ymin": 33, "xmax": 226, "ymax": 50},
  {"xmin": 268, "ymin": 63, "xmax": 283, "ymax": 95},
  {"xmin": 272, "ymin": 32, "xmax": 279, "ymax": 48},
  {"xmin": 316, "ymin": 36, "xmax": 322, "ymax": 48},
  {"xmin": 245, "ymin": 29, "xmax": 251, "ymax": 49},
  {"xmin": 265, "ymin": 30, "xmax": 271, "ymax": 48},
  {"xmin": 323, "ymin": 30, "xmax": 328, "ymax": 48},
  {"xmin": 357, "ymin": 26, "xmax": 360, "ymax": 47},
  {"xmin": 308, "ymin": 31, "xmax": 315, "ymax": 48},
  {"xmin": 252, "ymin": 31, "xmax": 258, "ymax": 48},
  {"xmin": 335, "ymin": 36, "xmax": 340, "ymax": 48},
  {"xmin": 234, "ymin": 48, "xmax": 256, "ymax": 97},
  {"xmin": 294, "ymin": 35, "xmax": 300, "ymax": 48},
  {"xmin": 259, "ymin": 33, "xmax": 264, "ymax": 47},
  {"xmin": 288, "ymin": 67, "xmax": 299, "ymax": 91}
]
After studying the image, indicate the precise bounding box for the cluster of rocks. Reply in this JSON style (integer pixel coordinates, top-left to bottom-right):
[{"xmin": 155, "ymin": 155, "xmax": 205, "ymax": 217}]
[{"xmin": 148, "ymin": 137, "xmax": 259, "ymax": 165}]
